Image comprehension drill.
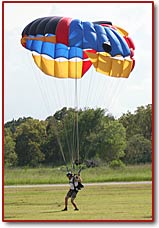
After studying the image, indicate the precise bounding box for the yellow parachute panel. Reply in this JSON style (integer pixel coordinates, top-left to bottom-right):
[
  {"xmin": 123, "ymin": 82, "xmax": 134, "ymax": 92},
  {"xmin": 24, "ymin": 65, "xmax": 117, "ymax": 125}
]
[
  {"xmin": 32, "ymin": 54, "xmax": 83, "ymax": 78},
  {"xmin": 86, "ymin": 52, "xmax": 133, "ymax": 78}
]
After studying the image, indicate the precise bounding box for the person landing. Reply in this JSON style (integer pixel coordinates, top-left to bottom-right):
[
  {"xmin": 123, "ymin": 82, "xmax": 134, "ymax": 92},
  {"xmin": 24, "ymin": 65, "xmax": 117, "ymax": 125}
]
[{"xmin": 62, "ymin": 171, "xmax": 84, "ymax": 211}]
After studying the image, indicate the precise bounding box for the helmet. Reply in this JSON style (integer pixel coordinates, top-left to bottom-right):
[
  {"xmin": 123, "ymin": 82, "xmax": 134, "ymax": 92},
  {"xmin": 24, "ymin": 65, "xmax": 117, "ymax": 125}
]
[{"xmin": 66, "ymin": 171, "xmax": 72, "ymax": 177}]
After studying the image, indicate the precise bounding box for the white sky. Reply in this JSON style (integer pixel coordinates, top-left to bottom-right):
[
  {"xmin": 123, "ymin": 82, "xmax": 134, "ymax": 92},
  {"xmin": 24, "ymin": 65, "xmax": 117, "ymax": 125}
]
[{"xmin": 4, "ymin": 1, "xmax": 153, "ymax": 122}]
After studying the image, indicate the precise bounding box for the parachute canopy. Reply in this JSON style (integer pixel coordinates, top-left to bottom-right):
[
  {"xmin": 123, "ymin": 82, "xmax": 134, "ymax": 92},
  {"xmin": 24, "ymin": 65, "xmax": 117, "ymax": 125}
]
[{"xmin": 21, "ymin": 16, "xmax": 135, "ymax": 78}]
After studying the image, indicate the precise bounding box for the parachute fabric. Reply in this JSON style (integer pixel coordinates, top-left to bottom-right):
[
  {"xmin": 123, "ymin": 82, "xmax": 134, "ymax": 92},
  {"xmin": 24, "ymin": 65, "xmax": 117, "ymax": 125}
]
[{"xmin": 21, "ymin": 16, "xmax": 135, "ymax": 78}]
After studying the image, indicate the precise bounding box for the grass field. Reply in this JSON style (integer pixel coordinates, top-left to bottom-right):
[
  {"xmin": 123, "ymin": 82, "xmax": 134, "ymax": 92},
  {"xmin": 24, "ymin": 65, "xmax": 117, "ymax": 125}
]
[
  {"xmin": 4, "ymin": 164, "xmax": 152, "ymax": 185},
  {"xmin": 4, "ymin": 183, "xmax": 152, "ymax": 221},
  {"xmin": 4, "ymin": 164, "xmax": 153, "ymax": 221}
]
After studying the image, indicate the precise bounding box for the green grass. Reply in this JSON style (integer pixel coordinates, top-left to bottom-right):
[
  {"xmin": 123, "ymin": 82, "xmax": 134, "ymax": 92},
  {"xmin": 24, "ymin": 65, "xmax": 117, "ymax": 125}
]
[
  {"xmin": 4, "ymin": 164, "xmax": 152, "ymax": 185},
  {"xmin": 4, "ymin": 183, "xmax": 152, "ymax": 221}
]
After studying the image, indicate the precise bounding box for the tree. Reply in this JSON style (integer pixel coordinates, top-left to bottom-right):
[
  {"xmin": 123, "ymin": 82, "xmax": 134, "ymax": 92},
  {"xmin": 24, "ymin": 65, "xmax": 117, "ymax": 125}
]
[
  {"xmin": 119, "ymin": 111, "xmax": 138, "ymax": 139},
  {"xmin": 119, "ymin": 104, "xmax": 152, "ymax": 164},
  {"xmin": 124, "ymin": 134, "xmax": 152, "ymax": 164},
  {"xmin": 15, "ymin": 119, "xmax": 46, "ymax": 167},
  {"xmin": 45, "ymin": 108, "xmax": 106, "ymax": 164},
  {"xmin": 119, "ymin": 104, "xmax": 152, "ymax": 140},
  {"xmin": 4, "ymin": 117, "xmax": 33, "ymax": 134},
  {"xmin": 44, "ymin": 114, "xmax": 69, "ymax": 166},
  {"xmin": 4, "ymin": 104, "xmax": 152, "ymax": 167},
  {"xmin": 77, "ymin": 108, "xmax": 106, "ymax": 161},
  {"xmin": 4, "ymin": 128, "xmax": 17, "ymax": 167},
  {"xmin": 98, "ymin": 120, "xmax": 126, "ymax": 162},
  {"xmin": 134, "ymin": 104, "xmax": 152, "ymax": 140}
]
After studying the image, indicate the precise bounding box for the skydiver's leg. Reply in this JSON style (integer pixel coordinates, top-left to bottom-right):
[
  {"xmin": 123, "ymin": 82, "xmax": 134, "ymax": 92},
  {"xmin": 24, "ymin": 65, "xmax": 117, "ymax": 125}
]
[
  {"xmin": 71, "ymin": 191, "xmax": 79, "ymax": 210},
  {"xmin": 71, "ymin": 198, "xmax": 79, "ymax": 210},
  {"xmin": 62, "ymin": 196, "xmax": 69, "ymax": 211},
  {"xmin": 65, "ymin": 196, "xmax": 68, "ymax": 210},
  {"xmin": 62, "ymin": 190, "xmax": 71, "ymax": 211}
]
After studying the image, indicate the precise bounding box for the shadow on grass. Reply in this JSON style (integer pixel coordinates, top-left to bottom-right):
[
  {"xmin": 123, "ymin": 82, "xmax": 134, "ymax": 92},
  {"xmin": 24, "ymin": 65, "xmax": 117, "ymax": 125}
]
[{"xmin": 41, "ymin": 210, "xmax": 65, "ymax": 214}]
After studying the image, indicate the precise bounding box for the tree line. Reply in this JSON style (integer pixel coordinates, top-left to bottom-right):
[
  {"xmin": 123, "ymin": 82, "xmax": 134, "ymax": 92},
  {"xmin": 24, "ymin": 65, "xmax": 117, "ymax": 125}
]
[{"xmin": 4, "ymin": 104, "xmax": 152, "ymax": 168}]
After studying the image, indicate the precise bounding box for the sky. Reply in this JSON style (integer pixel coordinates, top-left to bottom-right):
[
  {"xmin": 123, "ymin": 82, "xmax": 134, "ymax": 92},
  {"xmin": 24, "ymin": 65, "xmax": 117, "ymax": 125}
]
[{"xmin": 3, "ymin": 1, "xmax": 153, "ymax": 122}]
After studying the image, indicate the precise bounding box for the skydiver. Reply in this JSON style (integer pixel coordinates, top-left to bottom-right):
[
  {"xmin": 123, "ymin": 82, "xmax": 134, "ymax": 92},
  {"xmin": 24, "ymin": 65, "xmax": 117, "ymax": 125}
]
[{"xmin": 62, "ymin": 171, "xmax": 83, "ymax": 211}]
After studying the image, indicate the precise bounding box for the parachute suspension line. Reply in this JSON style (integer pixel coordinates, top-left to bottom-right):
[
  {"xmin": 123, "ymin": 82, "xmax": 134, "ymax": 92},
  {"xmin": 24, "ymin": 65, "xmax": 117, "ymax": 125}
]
[
  {"xmin": 75, "ymin": 77, "xmax": 80, "ymax": 165},
  {"xmin": 108, "ymin": 79, "xmax": 127, "ymax": 114},
  {"xmin": 52, "ymin": 118, "xmax": 69, "ymax": 171},
  {"xmin": 28, "ymin": 54, "xmax": 61, "ymax": 119},
  {"xmin": 51, "ymin": 76, "xmax": 76, "ymax": 170},
  {"xmin": 72, "ymin": 115, "xmax": 75, "ymax": 171},
  {"xmin": 68, "ymin": 79, "xmax": 76, "ymax": 172},
  {"xmin": 94, "ymin": 76, "xmax": 114, "ymax": 111},
  {"xmin": 105, "ymin": 78, "xmax": 121, "ymax": 111},
  {"xmin": 102, "ymin": 78, "xmax": 125, "ymax": 114},
  {"xmin": 85, "ymin": 67, "xmax": 95, "ymax": 108},
  {"xmin": 105, "ymin": 79, "xmax": 122, "ymax": 112},
  {"xmin": 27, "ymin": 54, "xmax": 69, "ymax": 171},
  {"xmin": 35, "ymin": 76, "xmax": 68, "ymax": 169},
  {"xmin": 57, "ymin": 78, "xmax": 73, "ymax": 166},
  {"xmin": 72, "ymin": 56, "xmax": 80, "ymax": 173},
  {"xmin": 89, "ymin": 73, "xmax": 106, "ymax": 109},
  {"xmin": 26, "ymin": 53, "xmax": 52, "ymax": 115},
  {"xmin": 91, "ymin": 73, "xmax": 123, "ymax": 116}
]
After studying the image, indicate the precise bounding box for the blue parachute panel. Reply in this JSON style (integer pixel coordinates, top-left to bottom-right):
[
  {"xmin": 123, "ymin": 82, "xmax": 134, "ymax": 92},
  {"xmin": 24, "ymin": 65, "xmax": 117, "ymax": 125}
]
[
  {"xmin": 104, "ymin": 27, "xmax": 124, "ymax": 56},
  {"xmin": 26, "ymin": 35, "xmax": 34, "ymax": 50},
  {"xmin": 41, "ymin": 42, "xmax": 55, "ymax": 59},
  {"xmin": 82, "ymin": 22, "xmax": 97, "ymax": 50},
  {"xmin": 69, "ymin": 47, "xmax": 83, "ymax": 59},
  {"xmin": 69, "ymin": 19, "xmax": 83, "ymax": 48},
  {"xmin": 94, "ymin": 24, "xmax": 109, "ymax": 52},
  {"xmin": 109, "ymin": 28, "xmax": 130, "ymax": 57},
  {"xmin": 55, "ymin": 43, "xmax": 69, "ymax": 59}
]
